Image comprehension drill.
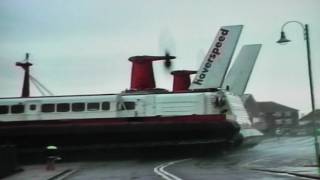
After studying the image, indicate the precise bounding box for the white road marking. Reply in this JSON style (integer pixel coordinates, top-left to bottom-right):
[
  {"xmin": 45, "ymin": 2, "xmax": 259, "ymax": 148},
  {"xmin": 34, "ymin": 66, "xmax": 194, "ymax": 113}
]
[
  {"xmin": 241, "ymin": 157, "xmax": 271, "ymax": 168},
  {"xmin": 252, "ymin": 168, "xmax": 318, "ymax": 180},
  {"xmin": 154, "ymin": 159, "xmax": 191, "ymax": 180}
]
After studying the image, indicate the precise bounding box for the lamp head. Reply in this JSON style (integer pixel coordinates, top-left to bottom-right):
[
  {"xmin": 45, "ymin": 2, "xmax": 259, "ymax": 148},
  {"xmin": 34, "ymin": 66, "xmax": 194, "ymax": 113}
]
[{"xmin": 277, "ymin": 31, "xmax": 291, "ymax": 44}]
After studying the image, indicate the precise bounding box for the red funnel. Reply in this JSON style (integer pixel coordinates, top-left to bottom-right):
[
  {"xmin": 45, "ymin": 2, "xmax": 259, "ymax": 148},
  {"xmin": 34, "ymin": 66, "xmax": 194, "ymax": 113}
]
[
  {"xmin": 129, "ymin": 55, "xmax": 175, "ymax": 91},
  {"xmin": 171, "ymin": 70, "xmax": 197, "ymax": 92}
]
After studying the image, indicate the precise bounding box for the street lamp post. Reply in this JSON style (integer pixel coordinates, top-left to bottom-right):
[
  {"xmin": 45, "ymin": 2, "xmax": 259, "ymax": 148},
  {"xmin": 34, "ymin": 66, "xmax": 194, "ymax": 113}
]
[{"xmin": 277, "ymin": 21, "xmax": 319, "ymax": 166}]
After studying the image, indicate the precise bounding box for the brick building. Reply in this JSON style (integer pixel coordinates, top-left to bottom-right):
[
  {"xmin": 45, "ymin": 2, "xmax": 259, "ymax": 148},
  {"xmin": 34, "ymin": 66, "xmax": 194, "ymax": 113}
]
[{"xmin": 242, "ymin": 94, "xmax": 299, "ymax": 134}]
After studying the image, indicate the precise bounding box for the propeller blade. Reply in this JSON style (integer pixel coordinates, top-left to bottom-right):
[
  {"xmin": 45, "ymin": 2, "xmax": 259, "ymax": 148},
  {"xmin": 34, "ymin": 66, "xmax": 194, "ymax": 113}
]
[
  {"xmin": 164, "ymin": 49, "xmax": 173, "ymax": 69},
  {"xmin": 25, "ymin": 53, "xmax": 29, "ymax": 61},
  {"xmin": 159, "ymin": 29, "xmax": 176, "ymax": 71}
]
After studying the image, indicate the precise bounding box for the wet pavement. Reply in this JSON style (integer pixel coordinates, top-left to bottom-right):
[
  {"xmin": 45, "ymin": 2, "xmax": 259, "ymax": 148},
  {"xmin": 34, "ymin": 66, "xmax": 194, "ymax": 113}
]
[
  {"xmin": 168, "ymin": 136, "xmax": 317, "ymax": 180},
  {"xmin": 4, "ymin": 136, "xmax": 320, "ymax": 180}
]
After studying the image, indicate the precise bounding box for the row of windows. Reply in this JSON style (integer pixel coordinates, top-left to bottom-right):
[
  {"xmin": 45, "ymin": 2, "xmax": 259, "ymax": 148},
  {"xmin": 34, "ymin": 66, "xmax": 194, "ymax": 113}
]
[
  {"xmin": 0, "ymin": 104, "xmax": 24, "ymax": 114},
  {"xmin": 0, "ymin": 101, "xmax": 135, "ymax": 115},
  {"xmin": 41, "ymin": 102, "xmax": 110, "ymax": 113},
  {"xmin": 275, "ymin": 118, "xmax": 293, "ymax": 125}
]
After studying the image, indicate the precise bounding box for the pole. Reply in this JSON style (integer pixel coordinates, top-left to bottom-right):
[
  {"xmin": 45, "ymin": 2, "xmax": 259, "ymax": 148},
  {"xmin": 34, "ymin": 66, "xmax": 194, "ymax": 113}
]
[
  {"xmin": 16, "ymin": 61, "xmax": 33, "ymax": 98},
  {"xmin": 305, "ymin": 24, "xmax": 320, "ymax": 165},
  {"xmin": 305, "ymin": 24, "xmax": 315, "ymax": 111}
]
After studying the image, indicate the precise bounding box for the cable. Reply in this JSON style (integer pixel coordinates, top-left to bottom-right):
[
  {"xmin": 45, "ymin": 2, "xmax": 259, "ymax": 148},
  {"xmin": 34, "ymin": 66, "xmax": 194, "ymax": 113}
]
[{"xmin": 30, "ymin": 75, "xmax": 54, "ymax": 96}]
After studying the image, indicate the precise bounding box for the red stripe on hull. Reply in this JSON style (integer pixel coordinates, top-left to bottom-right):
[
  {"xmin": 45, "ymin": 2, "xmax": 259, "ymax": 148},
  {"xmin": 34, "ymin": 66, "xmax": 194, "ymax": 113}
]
[
  {"xmin": 0, "ymin": 114, "xmax": 227, "ymax": 130},
  {"xmin": 0, "ymin": 114, "xmax": 239, "ymax": 148}
]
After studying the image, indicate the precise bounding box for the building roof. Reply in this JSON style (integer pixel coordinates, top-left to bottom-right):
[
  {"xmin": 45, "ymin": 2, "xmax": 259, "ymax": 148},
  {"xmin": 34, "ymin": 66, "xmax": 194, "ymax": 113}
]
[
  {"xmin": 241, "ymin": 94, "xmax": 260, "ymax": 116},
  {"xmin": 241, "ymin": 94, "xmax": 255, "ymax": 103},
  {"xmin": 258, "ymin": 101, "xmax": 298, "ymax": 113},
  {"xmin": 300, "ymin": 109, "xmax": 320, "ymax": 121}
]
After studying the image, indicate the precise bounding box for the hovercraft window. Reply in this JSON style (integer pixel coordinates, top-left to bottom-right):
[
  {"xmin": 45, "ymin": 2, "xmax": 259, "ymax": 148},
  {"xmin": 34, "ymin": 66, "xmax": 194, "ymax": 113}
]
[
  {"xmin": 102, "ymin": 102, "xmax": 110, "ymax": 110},
  {"xmin": 41, "ymin": 104, "xmax": 55, "ymax": 113},
  {"xmin": 72, "ymin": 103, "xmax": 85, "ymax": 112},
  {"xmin": 119, "ymin": 102, "xmax": 135, "ymax": 110},
  {"xmin": 0, "ymin": 105, "xmax": 9, "ymax": 114},
  {"xmin": 87, "ymin": 102, "xmax": 100, "ymax": 111},
  {"xmin": 57, "ymin": 103, "xmax": 70, "ymax": 112},
  {"xmin": 30, "ymin": 104, "xmax": 36, "ymax": 111},
  {"xmin": 11, "ymin": 104, "xmax": 24, "ymax": 114}
]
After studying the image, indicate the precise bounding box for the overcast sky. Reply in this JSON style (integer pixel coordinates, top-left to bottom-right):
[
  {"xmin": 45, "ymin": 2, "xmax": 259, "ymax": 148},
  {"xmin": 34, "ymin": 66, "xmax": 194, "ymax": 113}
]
[{"xmin": 0, "ymin": 0, "xmax": 319, "ymax": 114}]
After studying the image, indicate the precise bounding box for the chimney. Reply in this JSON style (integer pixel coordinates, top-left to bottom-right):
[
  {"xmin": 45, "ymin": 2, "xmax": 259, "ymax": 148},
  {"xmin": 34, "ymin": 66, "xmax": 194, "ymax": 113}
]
[
  {"xmin": 171, "ymin": 70, "xmax": 197, "ymax": 92},
  {"xmin": 128, "ymin": 55, "xmax": 175, "ymax": 91}
]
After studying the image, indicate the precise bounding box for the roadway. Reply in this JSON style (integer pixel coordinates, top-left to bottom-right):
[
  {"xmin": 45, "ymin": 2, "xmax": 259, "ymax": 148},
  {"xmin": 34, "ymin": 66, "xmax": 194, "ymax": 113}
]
[
  {"xmin": 65, "ymin": 136, "xmax": 316, "ymax": 180},
  {"xmin": 5, "ymin": 136, "xmax": 317, "ymax": 180}
]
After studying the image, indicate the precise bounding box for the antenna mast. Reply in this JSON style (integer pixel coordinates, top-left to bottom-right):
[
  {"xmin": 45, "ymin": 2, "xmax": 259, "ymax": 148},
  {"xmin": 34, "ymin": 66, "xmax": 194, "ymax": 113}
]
[{"xmin": 16, "ymin": 53, "xmax": 33, "ymax": 97}]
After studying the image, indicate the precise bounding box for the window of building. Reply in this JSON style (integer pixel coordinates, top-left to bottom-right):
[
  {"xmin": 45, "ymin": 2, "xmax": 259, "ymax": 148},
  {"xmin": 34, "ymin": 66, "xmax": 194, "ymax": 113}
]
[
  {"xmin": 0, "ymin": 105, "xmax": 9, "ymax": 114},
  {"xmin": 273, "ymin": 111, "xmax": 282, "ymax": 118},
  {"xmin": 119, "ymin": 102, "xmax": 135, "ymax": 110},
  {"xmin": 285, "ymin": 111, "xmax": 292, "ymax": 117},
  {"xmin": 41, "ymin": 104, "xmax": 55, "ymax": 113},
  {"xmin": 57, "ymin": 103, "xmax": 70, "ymax": 112},
  {"xmin": 87, "ymin": 102, "xmax": 100, "ymax": 111},
  {"xmin": 102, "ymin": 102, "xmax": 110, "ymax": 110},
  {"xmin": 285, "ymin": 118, "xmax": 293, "ymax": 125},
  {"xmin": 275, "ymin": 119, "xmax": 283, "ymax": 125},
  {"xmin": 11, "ymin": 104, "xmax": 25, "ymax": 114},
  {"xmin": 72, "ymin": 103, "xmax": 85, "ymax": 112},
  {"xmin": 252, "ymin": 117, "xmax": 262, "ymax": 124},
  {"xmin": 30, "ymin": 104, "xmax": 37, "ymax": 111}
]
